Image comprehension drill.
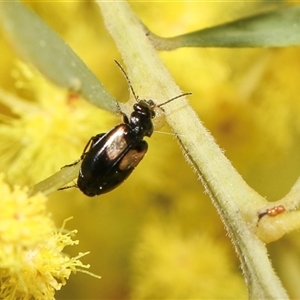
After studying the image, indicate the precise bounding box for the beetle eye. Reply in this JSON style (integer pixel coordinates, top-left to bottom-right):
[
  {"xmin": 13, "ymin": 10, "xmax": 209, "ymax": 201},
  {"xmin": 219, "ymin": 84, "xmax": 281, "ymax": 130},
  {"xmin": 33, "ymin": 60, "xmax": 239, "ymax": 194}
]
[{"xmin": 148, "ymin": 100, "xmax": 155, "ymax": 106}]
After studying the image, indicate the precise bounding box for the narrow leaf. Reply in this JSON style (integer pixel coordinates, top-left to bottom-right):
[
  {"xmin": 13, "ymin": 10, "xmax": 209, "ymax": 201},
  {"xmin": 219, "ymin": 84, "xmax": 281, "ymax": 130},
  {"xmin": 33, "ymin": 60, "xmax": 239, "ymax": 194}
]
[
  {"xmin": 149, "ymin": 6, "xmax": 300, "ymax": 50},
  {"xmin": 0, "ymin": 1, "xmax": 118, "ymax": 113}
]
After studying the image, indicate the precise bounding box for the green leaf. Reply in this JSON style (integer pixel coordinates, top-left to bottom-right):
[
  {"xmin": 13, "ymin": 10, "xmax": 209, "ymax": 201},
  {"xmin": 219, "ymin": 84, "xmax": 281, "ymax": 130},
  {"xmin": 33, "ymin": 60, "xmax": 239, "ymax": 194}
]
[
  {"xmin": 0, "ymin": 1, "xmax": 118, "ymax": 113},
  {"xmin": 149, "ymin": 6, "xmax": 300, "ymax": 50}
]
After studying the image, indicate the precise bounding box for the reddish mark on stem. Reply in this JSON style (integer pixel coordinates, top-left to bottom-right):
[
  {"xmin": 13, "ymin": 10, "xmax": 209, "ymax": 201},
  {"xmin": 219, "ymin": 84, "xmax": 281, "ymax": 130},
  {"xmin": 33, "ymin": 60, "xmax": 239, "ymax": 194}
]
[{"xmin": 258, "ymin": 205, "xmax": 286, "ymax": 220}]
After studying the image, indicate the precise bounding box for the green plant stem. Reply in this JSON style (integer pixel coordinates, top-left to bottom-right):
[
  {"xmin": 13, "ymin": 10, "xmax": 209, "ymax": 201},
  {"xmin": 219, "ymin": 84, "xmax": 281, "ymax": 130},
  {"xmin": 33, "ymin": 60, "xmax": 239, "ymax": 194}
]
[
  {"xmin": 29, "ymin": 162, "xmax": 81, "ymax": 197},
  {"xmin": 97, "ymin": 1, "xmax": 288, "ymax": 298}
]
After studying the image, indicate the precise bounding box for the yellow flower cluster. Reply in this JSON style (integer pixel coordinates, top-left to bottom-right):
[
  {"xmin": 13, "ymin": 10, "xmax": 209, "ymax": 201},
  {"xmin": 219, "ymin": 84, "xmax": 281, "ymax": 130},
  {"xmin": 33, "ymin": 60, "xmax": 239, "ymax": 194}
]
[
  {"xmin": 0, "ymin": 175, "xmax": 97, "ymax": 300},
  {"xmin": 0, "ymin": 62, "xmax": 115, "ymax": 187}
]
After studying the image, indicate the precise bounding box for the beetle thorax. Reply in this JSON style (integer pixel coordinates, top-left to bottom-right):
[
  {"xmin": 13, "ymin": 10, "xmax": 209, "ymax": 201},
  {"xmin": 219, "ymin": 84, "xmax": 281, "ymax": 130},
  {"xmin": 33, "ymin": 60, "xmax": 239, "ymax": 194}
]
[{"xmin": 129, "ymin": 102, "xmax": 154, "ymax": 137}]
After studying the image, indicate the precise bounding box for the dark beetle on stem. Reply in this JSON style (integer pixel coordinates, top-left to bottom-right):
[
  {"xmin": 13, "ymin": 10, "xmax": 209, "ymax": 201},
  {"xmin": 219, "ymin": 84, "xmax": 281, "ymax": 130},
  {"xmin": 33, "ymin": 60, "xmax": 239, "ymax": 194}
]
[{"xmin": 60, "ymin": 61, "xmax": 191, "ymax": 196}]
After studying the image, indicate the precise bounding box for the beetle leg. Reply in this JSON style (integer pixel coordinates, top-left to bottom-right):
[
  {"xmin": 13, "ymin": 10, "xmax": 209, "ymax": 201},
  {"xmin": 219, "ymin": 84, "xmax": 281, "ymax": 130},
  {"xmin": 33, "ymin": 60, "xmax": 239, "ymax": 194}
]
[
  {"xmin": 61, "ymin": 133, "xmax": 106, "ymax": 169},
  {"xmin": 116, "ymin": 101, "xmax": 129, "ymax": 124},
  {"xmin": 61, "ymin": 158, "xmax": 81, "ymax": 168},
  {"xmin": 58, "ymin": 183, "xmax": 78, "ymax": 191},
  {"xmin": 121, "ymin": 111, "xmax": 129, "ymax": 124},
  {"xmin": 80, "ymin": 133, "xmax": 106, "ymax": 160}
]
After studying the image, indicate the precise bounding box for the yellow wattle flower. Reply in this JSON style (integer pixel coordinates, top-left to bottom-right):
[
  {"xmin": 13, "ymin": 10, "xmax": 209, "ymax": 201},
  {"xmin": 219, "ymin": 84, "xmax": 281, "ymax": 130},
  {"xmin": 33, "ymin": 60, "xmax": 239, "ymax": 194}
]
[
  {"xmin": 0, "ymin": 175, "xmax": 99, "ymax": 300},
  {"xmin": 0, "ymin": 61, "xmax": 116, "ymax": 187}
]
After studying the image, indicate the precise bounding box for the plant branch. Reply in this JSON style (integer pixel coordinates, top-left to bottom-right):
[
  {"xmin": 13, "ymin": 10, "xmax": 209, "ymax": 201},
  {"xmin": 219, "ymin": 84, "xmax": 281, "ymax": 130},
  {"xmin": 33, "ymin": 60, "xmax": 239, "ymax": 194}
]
[{"xmin": 97, "ymin": 1, "xmax": 288, "ymax": 298}]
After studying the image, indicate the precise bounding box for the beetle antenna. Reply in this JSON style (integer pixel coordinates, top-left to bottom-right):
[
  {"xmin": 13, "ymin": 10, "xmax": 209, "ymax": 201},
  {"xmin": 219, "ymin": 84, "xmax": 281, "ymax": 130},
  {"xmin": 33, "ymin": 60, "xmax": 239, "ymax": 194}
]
[
  {"xmin": 157, "ymin": 92, "xmax": 192, "ymax": 107},
  {"xmin": 114, "ymin": 60, "xmax": 139, "ymax": 102}
]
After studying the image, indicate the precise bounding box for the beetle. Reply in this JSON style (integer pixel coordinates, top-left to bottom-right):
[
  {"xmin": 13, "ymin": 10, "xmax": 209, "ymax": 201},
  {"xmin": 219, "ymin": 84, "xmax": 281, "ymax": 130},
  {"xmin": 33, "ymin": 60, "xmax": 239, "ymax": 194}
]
[{"xmin": 60, "ymin": 61, "xmax": 191, "ymax": 196}]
